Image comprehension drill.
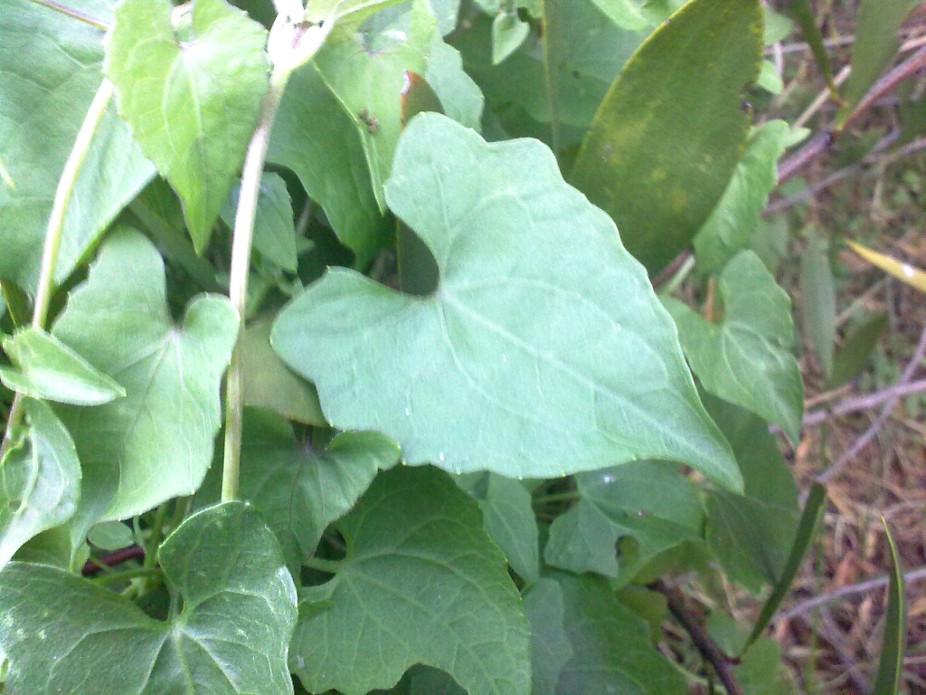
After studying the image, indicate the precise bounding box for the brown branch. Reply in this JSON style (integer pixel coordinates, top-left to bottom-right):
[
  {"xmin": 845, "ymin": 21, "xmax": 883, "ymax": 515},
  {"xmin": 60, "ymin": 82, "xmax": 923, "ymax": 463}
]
[
  {"xmin": 27, "ymin": 0, "xmax": 110, "ymax": 30},
  {"xmin": 82, "ymin": 545, "xmax": 145, "ymax": 576},
  {"xmin": 803, "ymin": 378, "xmax": 926, "ymax": 427},
  {"xmin": 651, "ymin": 580, "xmax": 744, "ymax": 695},
  {"xmin": 777, "ymin": 45, "xmax": 926, "ymax": 184}
]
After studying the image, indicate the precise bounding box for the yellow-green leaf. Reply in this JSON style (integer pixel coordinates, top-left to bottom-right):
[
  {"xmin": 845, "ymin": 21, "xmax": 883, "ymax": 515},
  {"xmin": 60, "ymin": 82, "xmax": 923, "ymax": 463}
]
[{"xmin": 848, "ymin": 240, "xmax": 926, "ymax": 294}]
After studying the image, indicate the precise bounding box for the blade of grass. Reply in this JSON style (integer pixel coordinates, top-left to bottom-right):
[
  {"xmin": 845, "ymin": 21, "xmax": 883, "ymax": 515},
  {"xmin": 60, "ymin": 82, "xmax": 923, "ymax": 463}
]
[
  {"xmin": 872, "ymin": 517, "xmax": 907, "ymax": 695},
  {"xmin": 742, "ymin": 482, "xmax": 827, "ymax": 654}
]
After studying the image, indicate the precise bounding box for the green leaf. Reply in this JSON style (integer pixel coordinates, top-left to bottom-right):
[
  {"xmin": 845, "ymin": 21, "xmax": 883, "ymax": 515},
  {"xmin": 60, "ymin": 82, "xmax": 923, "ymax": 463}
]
[
  {"xmin": 744, "ymin": 481, "xmax": 825, "ymax": 650},
  {"xmin": 290, "ymin": 466, "xmax": 531, "ymax": 695},
  {"xmin": 314, "ymin": 0, "xmax": 437, "ymax": 209},
  {"xmin": 462, "ymin": 473, "xmax": 540, "ymax": 582},
  {"xmin": 828, "ymin": 311, "xmax": 888, "ymax": 387},
  {"xmin": 492, "ymin": 11, "xmax": 529, "ymax": 65},
  {"xmin": 221, "ymin": 173, "xmax": 298, "ymax": 272},
  {"xmin": 703, "ymin": 395, "xmax": 801, "ymax": 593},
  {"xmin": 267, "ymin": 63, "xmax": 388, "ymax": 268},
  {"xmin": 0, "ymin": 399, "xmax": 80, "ymax": 569},
  {"xmin": 0, "ymin": 502, "xmax": 298, "ymax": 694},
  {"xmin": 105, "ymin": 0, "xmax": 270, "ymax": 251},
  {"xmin": 272, "ymin": 113, "xmax": 740, "ymax": 488},
  {"xmin": 544, "ymin": 461, "xmax": 704, "ymax": 584},
  {"xmin": 425, "ymin": 38, "xmax": 485, "ymax": 132},
  {"xmin": 242, "ymin": 318, "xmax": 326, "ymax": 425},
  {"xmin": 589, "ymin": 0, "xmax": 648, "ymax": 30},
  {"xmin": 800, "ymin": 231, "xmax": 837, "ymax": 376},
  {"xmin": 430, "ymin": 0, "xmax": 461, "ymax": 34},
  {"xmin": 784, "ymin": 0, "xmax": 838, "ymax": 97},
  {"xmin": 451, "ymin": 1, "xmax": 643, "ymax": 146},
  {"xmin": 0, "ymin": 327, "xmax": 124, "ymax": 406},
  {"xmin": 0, "ymin": 2, "xmax": 154, "ymax": 294},
  {"xmin": 839, "ymin": 0, "xmax": 921, "ymax": 120},
  {"xmin": 693, "ymin": 120, "xmax": 792, "ymax": 276},
  {"xmin": 736, "ymin": 636, "xmax": 797, "ymax": 695},
  {"xmin": 87, "ymin": 520, "xmax": 134, "ymax": 551},
  {"xmin": 51, "ymin": 229, "xmax": 237, "ymax": 531},
  {"xmin": 570, "ymin": 0, "xmax": 763, "ymax": 273},
  {"xmin": 522, "ymin": 578, "xmax": 574, "ymax": 695},
  {"xmin": 197, "ymin": 413, "xmax": 398, "ymax": 573},
  {"xmin": 531, "ymin": 572, "xmax": 686, "ymax": 695},
  {"xmin": 663, "ymin": 250, "xmax": 804, "ymax": 441},
  {"xmin": 872, "ymin": 516, "xmax": 907, "ymax": 695}
]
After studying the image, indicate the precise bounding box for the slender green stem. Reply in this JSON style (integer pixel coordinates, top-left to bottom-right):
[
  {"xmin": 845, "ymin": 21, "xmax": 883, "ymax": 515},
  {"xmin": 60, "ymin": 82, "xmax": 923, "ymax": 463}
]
[
  {"xmin": 221, "ymin": 68, "xmax": 290, "ymax": 502},
  {"xmin": 144, "ymin": 503, "xmax": 169, "ymax": 569},
  {"xmin": 304, "ymin": 556, "xmax": 342, "ymax": 574},
  {"xmin": 92, "ymin": 567, "xmax": 163, "ymax": 587},
  {"xmin": 27, "ymin": 0, "xmax": 111, "ymax": 31},
  {"xmin": 0, "ymin": 79, "xmax": 114, "ymax": 459}
]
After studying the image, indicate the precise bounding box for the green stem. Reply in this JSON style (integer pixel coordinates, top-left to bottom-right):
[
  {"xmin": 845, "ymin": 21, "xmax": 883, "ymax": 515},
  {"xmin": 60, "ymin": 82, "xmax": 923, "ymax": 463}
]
[
  {"xmin": 92, "ymin": 567, "xmax": 163, "ymax": 587},
  {"xmin": 221, "ymin": 67, "xmax": 290, "ymax": 502},
  {"xmin": 27, "ymin": 0, "xmax": 110, "ymax": 31},
  {"xmin": 144, "ymin": 503, "xmax": 169, "ymax": 569},
  {"xmin": 0, "ymin": 79, "xmax": 114, "ymax": 459},
  {"xmin": 304, "ymin": 556, "xmax": 342, "ymax": 574}
]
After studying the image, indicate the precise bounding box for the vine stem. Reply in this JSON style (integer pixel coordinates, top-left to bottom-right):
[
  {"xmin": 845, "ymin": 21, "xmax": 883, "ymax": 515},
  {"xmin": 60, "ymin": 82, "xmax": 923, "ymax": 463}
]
[
  {"xmin": 0, "ymin": 79, "xmax": 114, "ymax": 458},
  {"xmin": 221, "ymin": 67, "xmax": 290, "ymax": 502},
  {"xmin": 27, "ymin": 0, "xmax": 110, "ymax": 30}
]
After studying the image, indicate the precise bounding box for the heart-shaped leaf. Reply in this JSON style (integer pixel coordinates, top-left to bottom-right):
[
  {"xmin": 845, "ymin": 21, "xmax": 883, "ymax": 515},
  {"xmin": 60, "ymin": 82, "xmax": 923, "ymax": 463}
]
[
  {"xmin": 0, "ymin": 399, "xmax": 80, "ymax": 569},
  {"xmin": 544, "ymin": 461, "xmax": 704, "ymax": 584},
  {"xmin": 105, "ymin": 0, "xmax": 269, "ymax": 251},
  {"xmin": 0, "ymin": 327, "xmax": 124, "ymax": 406},
  {"xmin": 196, "ymin": 412, "xmax": 399, "ymax": 573},
  {"xmin": 290, "ymin": 466, "xmax": 531, "ymax": 695},
  {"xmin": 663, "ymin": 250, "xmax": 804, "ymax": 441},
  {"xmin": 273, "ymin": 113, "xmax": 739, "ymax": 489},
  {"xmin": 52, "ymin": 228, "xmax": 237, "ymax": 532},
  {"xmin": 0, "ymin": 502, "xmax": 298, "ymax": 694}
]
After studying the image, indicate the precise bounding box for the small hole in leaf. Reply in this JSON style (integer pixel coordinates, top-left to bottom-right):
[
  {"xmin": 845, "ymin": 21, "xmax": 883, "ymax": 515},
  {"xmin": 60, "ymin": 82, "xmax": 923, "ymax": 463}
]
[{"xmin": 8, "ymin": 499, "xmax": 22, "ymax": 512}]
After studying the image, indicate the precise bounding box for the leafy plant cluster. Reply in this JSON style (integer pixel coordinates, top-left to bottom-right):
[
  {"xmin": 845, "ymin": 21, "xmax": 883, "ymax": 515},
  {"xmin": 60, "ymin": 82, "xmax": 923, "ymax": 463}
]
[{"xmin": 0, "ymin": 0, "xmax": 914, "ymax": 693}]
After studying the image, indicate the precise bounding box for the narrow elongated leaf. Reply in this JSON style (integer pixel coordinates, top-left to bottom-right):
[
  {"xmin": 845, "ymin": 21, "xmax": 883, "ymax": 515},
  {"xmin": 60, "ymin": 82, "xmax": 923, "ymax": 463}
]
[
  {"xmin": 839, "ymin": 0, "xmax": 921, "ymax": 120},
  {"xmin": 105, "ymin": 0, "xmax": 270, "ymax": 250},
  {"xmin": 272, "ymin": 113, "xmax": 740, "ymax": 488},
  {"xmin": 848, "ymin": 240, "xmax": 926, "ymax": 294},
  {"xmin": 314, "ymin": 0, "xmax": 437, "ymax": 209},
  {"xmin": 784, "ymin": 0, "xmax": 838, "ymax": 96},
  {"xmin": 545, "ymin": 461, "xmax": 704, "ymax": 584},
  {"xmin": 290, "ymin": 466, "xmax": 531, "ymax": 695},
  {"xmin": 539, "ymin": 572, "xmax": 686, "ymax": 694},
  {"xmin": 664, "ymin": 250, "xmax": 804, "ymax": 441},
  {"xmin": 196, "ymin": 413, "xmax": 399, "ymax": 573},
  {"xmin": 0, "ymin": 327, "xmax": 124, "ymax": 406},
  {"xmin": 872, "ymin": 517, "xmax": 907, "ymax": 695},
  {"xmin": 242, "ymin": 319, "xmax": 326, "ymax": 425},
  {"xmin": 0, "ymin": 399, "xmax": 80, "ymax": 569},
  {"xmin": 704, "ymin": 395, "xmax": 801, "ymax": 594},
  {"xmin": 570, "ymin": 0, "xmax": 763, "ymax": 273},
  {"xmin": 0, "ymin": 502, "xmax": 298, "ymax": 694},
  {"xmin": 693, "ymin": 121, "xmax": 792, "ymax": 275},
  {"xmin": 0, "ymin": 2, "xmax": 154, "ymax": 294},
  {"xmin": 801, "ymin": 232, "xmax": 837, "ymax": 376},
  {"xmin": 744, "ymin": 482, "xmax": 825, "ymax": 651},
  {"xmin": 52, "ymin": 229, "xmax": 237, "ymax": 530},
  {"xmin": 267, "ymin": 63, "xmax": 388, "ymax": 267}
]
